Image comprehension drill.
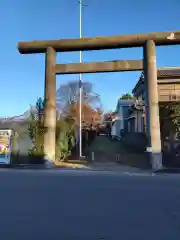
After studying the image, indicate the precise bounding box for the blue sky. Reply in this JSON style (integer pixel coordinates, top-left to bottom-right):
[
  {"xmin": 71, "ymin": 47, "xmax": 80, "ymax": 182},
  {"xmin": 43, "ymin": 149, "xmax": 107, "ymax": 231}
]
[{"xmin": 0, "ymin": 0, "xmax": 180, "ymax": 117}]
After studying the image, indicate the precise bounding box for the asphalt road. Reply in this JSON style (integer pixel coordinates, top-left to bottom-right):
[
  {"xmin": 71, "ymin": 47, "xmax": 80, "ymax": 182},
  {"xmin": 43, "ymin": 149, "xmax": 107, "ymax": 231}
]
[{"xmin": 0, "ymin": 169, "xmax": 180, "ymax": 240}]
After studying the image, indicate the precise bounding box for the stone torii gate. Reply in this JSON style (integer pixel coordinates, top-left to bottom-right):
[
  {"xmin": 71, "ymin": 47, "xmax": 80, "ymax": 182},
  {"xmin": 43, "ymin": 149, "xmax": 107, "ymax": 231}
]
[{"xmin": 18, "ymin": 30, "xmax": 180, "ymax": 170}]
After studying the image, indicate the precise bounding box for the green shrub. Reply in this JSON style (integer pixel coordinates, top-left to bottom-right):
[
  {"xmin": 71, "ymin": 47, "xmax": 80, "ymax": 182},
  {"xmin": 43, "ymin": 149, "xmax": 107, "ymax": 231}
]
[
  {"xmin": 55, "ymin": 119, "xmax": 75, "ymax": 161},
  {"xmin": 27, "ymin": 98, "xmax": 76, "ymax": 162},
  {"xmin": 28, "ymin": 98, "xmax": 45, "ymax": 157}
]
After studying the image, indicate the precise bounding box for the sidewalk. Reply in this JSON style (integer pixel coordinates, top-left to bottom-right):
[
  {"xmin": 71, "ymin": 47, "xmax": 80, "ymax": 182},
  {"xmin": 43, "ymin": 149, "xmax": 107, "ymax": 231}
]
[
  {"xmin": 88, "ymin": 162, "xmax": 151, "ymax": 173},
  {"xmin": 52, "ymin": 135, "xmax": 148, "ymax": 172},
  {"xmin": 53, "ymin": 161, "xmax": 151, "ymax": 173}
]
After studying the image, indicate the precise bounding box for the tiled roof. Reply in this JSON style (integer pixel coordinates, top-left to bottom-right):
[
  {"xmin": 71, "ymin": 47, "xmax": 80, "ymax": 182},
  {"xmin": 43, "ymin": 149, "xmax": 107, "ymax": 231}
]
[
  {"xmin": 132, "ymin": 67, "xmax": 180, "ymax": 93},
  {"xmin": 157, "ymin": 67, "xmax": 180, "ymax": 79}
]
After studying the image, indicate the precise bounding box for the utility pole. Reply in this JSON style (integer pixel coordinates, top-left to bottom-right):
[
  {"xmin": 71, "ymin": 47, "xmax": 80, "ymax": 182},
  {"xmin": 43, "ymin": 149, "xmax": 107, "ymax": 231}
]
[{"xmin": 78, "ymin": 0, "xmax": 87, "ymax": 158}]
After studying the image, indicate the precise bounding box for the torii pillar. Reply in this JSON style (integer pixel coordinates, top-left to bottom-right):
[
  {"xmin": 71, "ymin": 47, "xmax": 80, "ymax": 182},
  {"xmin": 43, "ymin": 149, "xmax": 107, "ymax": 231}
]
[
  {"xmin": 144, "ymin": 40, "xmax": 162, "ymax": 171},
  {"xmin": 44, "ymin": 47, "xmax": 56, "ymax": 163}
]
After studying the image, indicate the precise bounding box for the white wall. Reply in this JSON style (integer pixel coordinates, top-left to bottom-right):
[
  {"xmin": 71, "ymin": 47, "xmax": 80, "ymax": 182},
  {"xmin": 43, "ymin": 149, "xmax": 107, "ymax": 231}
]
[
  {"xmin": 111, "ymin": 122, "xmax": 116, "ymax": 136},
  {"xmin": 111, "ymin": 106, "xmax": 124, "ymax": 137},
  {"xmin": 128, "ymin": 110, "xmax": 145, "ymax": 133},
  {"xmin": 119, "ymin": 106, "xmax": 123, "ymax": 130},
  {"xmin": 134, "ymin": 110, "xmax": 144, "ymax": 133},
  {"xmin": 137, "ymin": 93, "xmax": 143, "ymax": 101},
  {"xmin": 131, "ymin": 93, "xmax": 144, "ymax": 133}
]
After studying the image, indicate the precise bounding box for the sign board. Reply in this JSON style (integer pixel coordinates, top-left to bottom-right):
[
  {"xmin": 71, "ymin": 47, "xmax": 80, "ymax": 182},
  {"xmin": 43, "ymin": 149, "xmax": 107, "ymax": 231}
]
[
  {"xmin": 169, "ymin": 91, "xmax": 180, "ymax": 101},
  {"xmin": 159, "ymin": 89, "xmax": 180, "ymax": 102},
  {"xmin": 0, "ymin": 129, "xmax": 13, "ymax": 165}
]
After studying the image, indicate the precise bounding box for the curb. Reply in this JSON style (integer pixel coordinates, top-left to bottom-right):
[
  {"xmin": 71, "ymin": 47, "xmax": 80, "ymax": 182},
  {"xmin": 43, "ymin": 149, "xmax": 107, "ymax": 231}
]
[
  {"xmin": 11, "ymin": 164, "xmax": 46, "ymax": 169},
  {"xmin": 54, "ymin": 162, "xmax": 90, "ymax": 169},
  {"xmin": 154, "ymin": 168, "xmax": 180, "ymax": 174}
]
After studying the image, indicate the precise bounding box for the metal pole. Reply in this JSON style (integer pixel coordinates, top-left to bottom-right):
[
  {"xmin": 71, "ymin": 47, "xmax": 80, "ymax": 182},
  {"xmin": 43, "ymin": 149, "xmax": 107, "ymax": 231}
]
[{"xmin": 79, "ymin": 0, "xmax": 83, "ymax": 158}]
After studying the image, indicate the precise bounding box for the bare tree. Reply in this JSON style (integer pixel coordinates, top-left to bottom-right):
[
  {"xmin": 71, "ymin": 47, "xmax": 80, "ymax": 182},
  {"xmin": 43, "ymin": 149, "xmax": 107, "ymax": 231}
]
[{"xmin": 56, "ymin": 80, "xmax": 103, "ymax": 125}]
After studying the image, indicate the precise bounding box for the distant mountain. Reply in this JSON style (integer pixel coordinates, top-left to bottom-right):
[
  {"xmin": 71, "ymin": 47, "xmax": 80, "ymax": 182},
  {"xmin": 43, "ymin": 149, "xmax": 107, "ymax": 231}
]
[
  {"xmin": 0, "ymin": 106, "xmax": 36, "ymax": 123},
  {"xmin": 0, "ymin": 106, "xmax": 62, "ymax": 123},
  {"xmin": 0, "ymin": 107, "xmax": 37, "ymax": 133}
]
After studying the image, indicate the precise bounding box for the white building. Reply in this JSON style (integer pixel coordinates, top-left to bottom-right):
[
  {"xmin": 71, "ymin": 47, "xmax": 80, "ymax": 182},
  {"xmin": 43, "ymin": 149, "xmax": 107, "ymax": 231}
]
[{"xmin": 111, "ymin": 99, "xmax": 135, "ymax": 138}]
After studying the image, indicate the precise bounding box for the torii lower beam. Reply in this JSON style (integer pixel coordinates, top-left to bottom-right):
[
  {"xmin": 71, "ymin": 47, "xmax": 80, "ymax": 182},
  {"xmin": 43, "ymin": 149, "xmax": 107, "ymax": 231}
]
[{"xmin": 55, "ymin": 60, "xmax": 143, "ymax": 74}]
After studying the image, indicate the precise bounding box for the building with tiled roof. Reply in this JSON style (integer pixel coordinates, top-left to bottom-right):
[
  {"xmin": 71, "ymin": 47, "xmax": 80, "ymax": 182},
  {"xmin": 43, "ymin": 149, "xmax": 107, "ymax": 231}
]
[
  {"xmin": 157, "ymin": 67, "xmax": 180, "ymax": 79},
  {"xmin": 129, "ymin": 67, "xmax": 180, "ymax": 134},
  {"xmin": 132, "ymin": 67, "xmax": 180, "ymax": 97}
]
